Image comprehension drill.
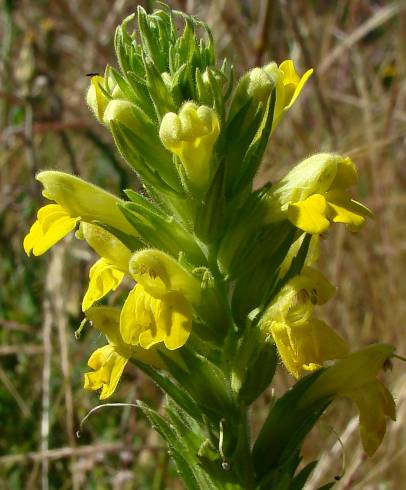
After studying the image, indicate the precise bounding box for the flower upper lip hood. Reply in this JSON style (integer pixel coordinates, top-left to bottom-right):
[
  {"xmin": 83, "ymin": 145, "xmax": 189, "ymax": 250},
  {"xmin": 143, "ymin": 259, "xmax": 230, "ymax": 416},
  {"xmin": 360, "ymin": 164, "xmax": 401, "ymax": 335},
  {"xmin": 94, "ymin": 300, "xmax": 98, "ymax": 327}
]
[{"xmin": 36, "ymin": 170, "xmax": 135, "ymax": 235}]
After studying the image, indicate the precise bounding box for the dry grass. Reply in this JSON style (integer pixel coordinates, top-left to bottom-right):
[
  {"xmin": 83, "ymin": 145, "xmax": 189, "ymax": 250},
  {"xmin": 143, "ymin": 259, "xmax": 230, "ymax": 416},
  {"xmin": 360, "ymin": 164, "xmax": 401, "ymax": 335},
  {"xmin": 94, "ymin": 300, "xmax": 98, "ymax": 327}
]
[{"xmin": 0, "ymin": 0, "xmax": 405, "ymax": 488}]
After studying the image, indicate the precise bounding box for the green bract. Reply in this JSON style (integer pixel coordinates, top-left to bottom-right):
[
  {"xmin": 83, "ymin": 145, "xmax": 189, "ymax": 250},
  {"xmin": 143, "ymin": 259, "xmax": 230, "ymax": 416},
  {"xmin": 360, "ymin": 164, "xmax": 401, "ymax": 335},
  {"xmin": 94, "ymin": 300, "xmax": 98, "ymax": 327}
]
[{"xmin": 24, "ymin": 5, "xmax": 396, "ymax": 490}]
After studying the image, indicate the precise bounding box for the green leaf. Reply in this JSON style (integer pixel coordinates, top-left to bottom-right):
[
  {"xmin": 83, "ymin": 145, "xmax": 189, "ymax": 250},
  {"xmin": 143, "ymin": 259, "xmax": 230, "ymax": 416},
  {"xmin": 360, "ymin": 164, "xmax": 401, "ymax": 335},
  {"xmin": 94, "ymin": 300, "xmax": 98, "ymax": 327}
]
[
  {"xmin": 194, "ymin": 162, "xmax": 225, "ymax": 243},
  {"xmin": 289, "ymin": 460, "xmax": 318, "ymax": 490},
  {"xmin": 232, "ymin": 90, "xmax": 276, "ymax": 196},
  {"xmin": 110, "ymin": 121, "xmax": 182, "ymax": 195},
  {"xmin": 119, "ymin": 201, "xmax": 206, "ymax": 265},
  {"xmin": 136, "ymin": 401, "xmax": 202, "ymax": 490},
  {"xmin": 253, "ymin": 370, "xmax": 331, "ymax": 480},
  {"xmin": 143, "ymin": 53, "xmax": 176, "ymax": 118},
  {"xmin": 316, "ymin": 483, "xmax": 336, "ymax": 490},
  {"xmin": 231, "ymin": 224, "xmax": 296, "ymax": 323},
  {"xmin": 224, "ymin": 99, "xmax": 263, "ymax": 196},
  {"xmin": 238, "ymin": 338, "xmax": 277, "ymax": 405},
  {"xmin": 133, "ymin": 359, "xmax": 203, "ymax": 423},
  {"xmin": 159, "ymin": 347, "xmax": 234, "ymax": 423},
  {"xmin": 137, "ymin": 6, "xmax": 167, "ymax": 73}
]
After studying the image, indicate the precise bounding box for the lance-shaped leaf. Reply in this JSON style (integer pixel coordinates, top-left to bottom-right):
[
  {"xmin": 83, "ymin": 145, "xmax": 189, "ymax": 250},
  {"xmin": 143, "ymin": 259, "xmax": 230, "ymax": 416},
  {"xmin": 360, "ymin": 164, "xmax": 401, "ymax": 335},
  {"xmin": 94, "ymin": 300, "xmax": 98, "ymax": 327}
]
[
  {"xmin": 237, "ymin": 335, "xmax": 278, "ymax": 406},
  {"xmin": 159, "ymin": 347, "xmax": 235, "ymax": 423},
  {"xmin": 231, "ymin": 90, "xmax": 275, "ymax": 196},
  {"xmin": 110, "ymin": 120, "xmax": 182, "ymax": 196},
  {"xmin": 137, "ymin": 401, "xmax": 211, "ymax": 490},
  {"xmin": 194, "ymin": 162, "xmax": 226, "ymax": 243},
  {"xmin": 231, "ymin": 224, "xmax": 297, "ymax": 323},
  {"xmin": 119, "ymin": 196, "xmax": 206, "ymax": 265},
  {"xmin": 252, "ymin": 370, "xmax": 331, "ymax": 481}
]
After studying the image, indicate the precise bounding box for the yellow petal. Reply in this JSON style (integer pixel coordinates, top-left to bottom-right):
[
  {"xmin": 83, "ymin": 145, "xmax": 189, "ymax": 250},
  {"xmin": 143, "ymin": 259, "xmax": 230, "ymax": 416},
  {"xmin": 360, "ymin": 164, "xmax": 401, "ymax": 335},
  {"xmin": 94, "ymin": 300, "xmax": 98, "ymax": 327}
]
[
  {"xmin": 85, "ymin": 306, "xmax": 123, "ymax": 347},
  {"xmin": 82, "ymin": 258, "xmax": 124, "ymax": 311},
  {"xmin": 285, "ymin": 68, "xmax": 313, "ymax": 110},
  {"xmin": 86, "ymin": 75, "xmax": 110, "ymax": 122},
  {"xmin": 270, "ymin": 318, "xmax": 348, "ymax": 379},
  {"xmin": 120, "ymin": 284, "xmax": 192, "ymax": 351},
  {"xmin": 155, "ymin": 292, "xmax": 192, "ymax": 350},
  {"xmin": 299, "ymin": 267, "xmax": 336, "ymax": 305},
  {"xmin": 346, "ymin": 380, "xmax": 396, "ymax": 456},
  {"xmin": 300, "ymin": 344, "xmax": 395, "ymax": 407},
  {"xmin": 23, "ymin": 204, "xmax": 78, "ymax": 256},
  {"xmin": 331, "ymin": 157, "xmax": 358, "ymax": 188},
  {"xmin": 326, "ymin": 190, "xmax": 371, "ymax": 231},
  {"xmin": 84, "ymin": 345, "xmax": 128, "ymax": 399},
  {"xmin": 288, "ymin": 194, "xmax": 330, "ymax": 234},
  {"xmin": 120, "ymin": 285, "xmax": 154, "ymax": 346},
  {"xmin": 270, "ymin": 320, "xmax": 303, "ymax": 378}
]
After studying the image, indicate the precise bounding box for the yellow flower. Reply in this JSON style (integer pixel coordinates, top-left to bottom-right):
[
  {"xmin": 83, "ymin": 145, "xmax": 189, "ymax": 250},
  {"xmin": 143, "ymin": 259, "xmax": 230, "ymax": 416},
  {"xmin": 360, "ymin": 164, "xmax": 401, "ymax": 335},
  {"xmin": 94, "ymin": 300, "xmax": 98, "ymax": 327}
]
[
  {"xmin": 269, "ymin": 319, "xmax": 349, "ymax": 379},
  {"xmin": 82, "ymin": 259, "xmax": 124, "ymax": 312},
  {"xmin": 84, "ymin": 344, "xmax": 129, "ymax": 400},
  {"xmin": 86, "ymin": 70, "xmax": 124, "ymax": 123},
  {"xmin": 129, "ymin": 249, "xmax": 201, "ymax": 305},
  {"xmin": 84, "ymin": 307, "xmax": 163, "ymax": 399},
  {"xmin": 86, "ymin": 75, "xmax": 110, "ymax": 123},
  {"xmin": 300, "ymin": 344, "xmax": 396, "ymax": 456},
  {"xmin": 80, "ymin": 223, "xmax": 131, "ymax": 311},
  {"xmin": 265, "ymin": 59, "xmax": 313, "ymax": 130},
  {"xmin": 23, "ymin": 204, "xmax": 79, "ymax": 256},
  {"xmin": 159, "ymin": 102, "xmax": 220, "ymax": 194},
  {"xmin": 229, "ymin": 59, "xmax": 312, "ymax": 133},
  {"xmin": 261, "ymin": 268, "xmax": 348, "ymax": 378},
  {"xmin": 37, "ymin": 171, "xmax": 134, "ymax": 235},
  {"xmin": 24, "ymin": 172, "xmax": 136, "ymax": 256},
  {"xmin": 264, "ymin": 153, "xmax": 372, "ymax": 234},
  {"xmin": 120, "ymin": 284, "xmax": 192, "ymax": 351}
]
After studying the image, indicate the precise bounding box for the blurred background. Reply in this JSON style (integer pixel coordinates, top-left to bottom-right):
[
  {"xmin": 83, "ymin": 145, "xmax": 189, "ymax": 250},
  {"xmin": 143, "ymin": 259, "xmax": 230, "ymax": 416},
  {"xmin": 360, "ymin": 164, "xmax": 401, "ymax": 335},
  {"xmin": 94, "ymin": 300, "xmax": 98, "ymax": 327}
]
[{"xmin": 0, "ymin": 0, "xmax": 405, "ymax": 488}]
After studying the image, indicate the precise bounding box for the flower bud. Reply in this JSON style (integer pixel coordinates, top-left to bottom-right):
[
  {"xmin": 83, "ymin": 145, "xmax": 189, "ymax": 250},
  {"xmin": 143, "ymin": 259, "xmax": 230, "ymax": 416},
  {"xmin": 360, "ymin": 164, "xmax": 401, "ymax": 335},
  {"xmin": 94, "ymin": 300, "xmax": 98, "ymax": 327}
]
[
  {"xmin": 228, "ymin": 67, "xmax": 276, "ymax": 123},
  {"xmin": 103, "ymin": 99, "xmax": 142, "ymax": 132},
  {"xmin": 86, "ymin": 75, "xmax": 110, "ymax": 123},
  {"xmin": 159, "ymin": 102, "xmax": 220, "ymax": 195},
  {"xmin": 37, "ymin": 171, "xmax": 134, "ymax": 235}
]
